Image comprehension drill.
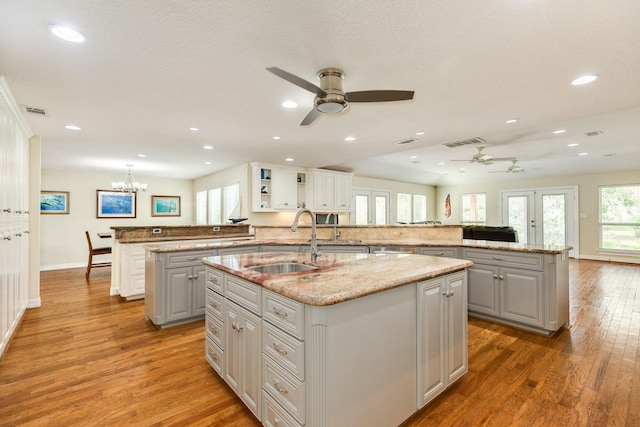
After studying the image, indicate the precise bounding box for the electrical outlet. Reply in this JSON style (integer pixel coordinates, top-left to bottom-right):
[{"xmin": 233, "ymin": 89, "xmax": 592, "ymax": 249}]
[
  {"xmin": 213, "ymin": 227, "xmax": 220, "ymax": 232},
  {"xmin": 152, "ymin": 228, "xmax": 161, "ymax": 234}
]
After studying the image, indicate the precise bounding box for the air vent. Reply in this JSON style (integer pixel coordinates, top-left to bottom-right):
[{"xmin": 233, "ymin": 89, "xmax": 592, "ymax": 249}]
[
  {"xmin": 22, "ymin": 106, "xmax": 47, "ymax": 116},
  {"xmin": 586, "ymin": 130, "xmax": 603, "ymax": 137},
  {"xmin": 394, "ymin": 138, "xmax": 418, "ymax": 146},
  {"xmin": 443, "ymin": 137, "xmax": 485, "ymax": 148}
]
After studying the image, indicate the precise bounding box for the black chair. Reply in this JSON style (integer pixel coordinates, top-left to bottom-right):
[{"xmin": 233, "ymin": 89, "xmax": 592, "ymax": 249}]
[{"xmin": 85, "ymin": 231, "xmax": 112, "ymax": 279}]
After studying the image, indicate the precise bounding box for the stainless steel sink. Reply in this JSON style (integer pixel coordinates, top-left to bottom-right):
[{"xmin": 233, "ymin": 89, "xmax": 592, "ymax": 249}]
[{"xmin": 248, "ymin": 262, "xmax": 319, "ymax": 274}]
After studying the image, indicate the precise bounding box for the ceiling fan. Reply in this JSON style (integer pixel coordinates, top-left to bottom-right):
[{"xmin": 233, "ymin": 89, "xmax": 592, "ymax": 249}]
[
  {"xmin": 451, "ymin": 146, "xmax": 515, "ymax": 166},
  {"xmin": 489, "ymin": 159, "xmax": 526, "ymax": 173},
  {"xmin": 266, "ymin": 67, "xmax": 415, "ymax": 126}
]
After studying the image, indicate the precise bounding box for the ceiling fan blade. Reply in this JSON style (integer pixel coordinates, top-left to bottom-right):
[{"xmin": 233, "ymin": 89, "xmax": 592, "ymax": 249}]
[
  {"xmin": 266, "ymin": 67, "xmax": 326, "ymax": 96},
  {"xmin": 346, "ymin": 90, "xmax": 414, "ymax": 103},
  {"xmin": 300, "ymin": 108, "xmax": 322, "ymax": 126},
  {"xmin": 490, "ymin": 157, "xmax": 517, "ymax": 162}
]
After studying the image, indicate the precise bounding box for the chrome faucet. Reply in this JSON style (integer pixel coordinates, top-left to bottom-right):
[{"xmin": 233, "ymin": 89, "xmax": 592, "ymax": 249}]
[
  {"xmin": 325, "ymin": 213, "xmax": 341, "ymax": 241},
  {"xmin": 291, "ymin": 208, "xmax": 320, "ymax": 261}
]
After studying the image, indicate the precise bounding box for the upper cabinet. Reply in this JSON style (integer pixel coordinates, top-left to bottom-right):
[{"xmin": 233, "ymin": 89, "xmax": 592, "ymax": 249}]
[
  {"xmin": 251, "ymin": 163, "xmax": 306, "ymax": 212},
  {"xmin": 306, "ymin": 169, "xmax": 353, "ymax": 212}
]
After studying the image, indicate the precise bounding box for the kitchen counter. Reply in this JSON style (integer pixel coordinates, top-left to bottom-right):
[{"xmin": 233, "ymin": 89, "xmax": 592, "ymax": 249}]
[{"xmin": 201, "ymin": 252, "xmax": 472, "ymax": 306}]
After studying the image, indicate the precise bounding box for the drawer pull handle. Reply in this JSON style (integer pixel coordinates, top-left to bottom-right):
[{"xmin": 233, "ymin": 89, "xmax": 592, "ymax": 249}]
[
  {"xmin": 273, "ymin": 307, "xmax": 288, "ymax": 318},
  {"xmin": 212, "ymin": 353, "xmax": 219, "ymax": 360},
  {"xmin": 273, "ymin": 417, "xmax": 280, "ymax": 425},
  {"xmin": 212, "ymin": 302, "xmax": 218, "ymax": 308},
  {"xmin": 187, "ymin": 257, "xmax": 198, "ymax": 261},
  {"xmin": 435, "ymin": 252, "xmax": 444, "ymax": 256},
  {"xmin": 211, "ymin": 327, "xmax": 218, "ymax": 334},
  {"xmin": 492, "ymin": 256, "xmax": 504, "ymax": 261},
  {"xmin": 272, "ymin": 342, "xmax": 288, "ymax": 355},
  {"xmin": 273, "ymin": 380, "xmax": 289, "ymax": 395}
]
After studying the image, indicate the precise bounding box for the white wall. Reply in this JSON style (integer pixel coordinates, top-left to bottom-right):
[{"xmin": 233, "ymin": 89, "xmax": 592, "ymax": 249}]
[
  {"xmin": 435, "ymin": 169, "xmax": 640, "ymax": 262},
  {"xmin": 40, "ymin": 169, "xmax": 194, "ymax": 269}
]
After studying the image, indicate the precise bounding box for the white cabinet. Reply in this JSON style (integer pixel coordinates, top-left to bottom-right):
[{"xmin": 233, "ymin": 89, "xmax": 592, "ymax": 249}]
[
  {"xmin": 463, "ymin": 248, "xmax": 567, "ymax": 334},
  {"xmin": 417, "ymin": 271, "xmax": 468, "ymax": 408},
  {"xmin": 307, "ymin": 169, "xmax": 352, "ymax": 212},
  {"xmin": 113, "ymin": 242, "xmax": 147, "ymax": 300},
  {"xmin": 164, "ymin": 264, "xmax": 207, "ymax": 323},
  {"xmin": 251, "ymin": 163, "xmax": 305, "ymax": 212}
]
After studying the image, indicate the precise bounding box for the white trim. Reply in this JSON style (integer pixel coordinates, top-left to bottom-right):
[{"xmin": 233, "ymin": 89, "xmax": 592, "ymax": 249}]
[
  {"xmin": 40, "ymin": 262, "xmax": 86, "ymax": 271},
  {"xmin": 27, "ymin": 297, "xmax": 42, "ymax": 308},
  {"xmin": 579, "ymin": 254, "xmax": 640, "ymax": 265}
]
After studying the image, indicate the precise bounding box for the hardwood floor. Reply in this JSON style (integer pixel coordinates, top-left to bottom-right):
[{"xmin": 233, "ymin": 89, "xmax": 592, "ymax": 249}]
[{"xmin": 1, "ymin": 259, "xmax": 639, "ymax": 426}]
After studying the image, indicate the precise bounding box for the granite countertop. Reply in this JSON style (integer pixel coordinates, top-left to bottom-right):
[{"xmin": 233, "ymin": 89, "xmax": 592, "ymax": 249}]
[
  {"xmin": 202, "ymin": 252, "xmax": 473, "ymax": 306},
  {"xmin": 146, "ymin": 237, "xmax": 571, "ymax": 254},
  {"xmin": 116, "ymin": 233, "xmax": 255, "ymax": 244}
]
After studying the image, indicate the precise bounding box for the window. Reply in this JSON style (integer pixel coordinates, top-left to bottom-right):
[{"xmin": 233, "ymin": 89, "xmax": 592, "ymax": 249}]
[
  {"xmin": 396, "ymin": 193, "xmax": 427, "ymax": 224},
  {"xmin": 224, "ymin": 183, "xmax": 240, "ymax": 222},
  {"xmin": 208, "ymin": 187, "xmax": 221, "ymax": 224},
  {"xmin": 413, "ymin": 195, "xmax": 427, "ymax": 223},
  {"xmin": 195, "ymin": 190, "xmax": 207, "ymax": 224},
  {"xmin": 397, "ymin": 193, "xmax": 411, "ymax": 224},
  {"xmin": 599, "ymin": 185, "xmax": 640, "ymax": 252},
  {"xmin": 460, "ymin": 193, "xmax": 486, "ymax": 224}
]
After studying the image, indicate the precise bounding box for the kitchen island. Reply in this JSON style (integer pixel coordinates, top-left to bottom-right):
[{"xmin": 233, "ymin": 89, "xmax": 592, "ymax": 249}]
[{"xmin": 202, "ymin": 252, "xmax": 472, "ymax": 427}]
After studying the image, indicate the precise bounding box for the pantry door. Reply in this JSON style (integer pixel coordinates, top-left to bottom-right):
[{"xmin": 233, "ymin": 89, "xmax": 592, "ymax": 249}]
[{"xmin": 500, "ymin": 186, "xmax": 577, "ymax": 257}]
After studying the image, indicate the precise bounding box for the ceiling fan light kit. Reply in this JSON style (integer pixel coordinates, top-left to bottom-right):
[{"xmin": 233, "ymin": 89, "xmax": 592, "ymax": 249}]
[{"xmin": 267, "ymin": 66, "xmax": 415, "ymax": 125}]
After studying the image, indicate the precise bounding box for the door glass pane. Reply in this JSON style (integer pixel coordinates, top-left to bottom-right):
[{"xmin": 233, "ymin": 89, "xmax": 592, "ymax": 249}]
[
  {"xmin": 542, "ymin": 194, "xmax": 566, "ymax": 246},
  {"xmin": 413, "ymin": 195, "xmax": 427, "ymax": 223},
  {"xmin": 355, "ymin": 195, "xmax": 368, "ymax": 225},
  {"xmin": 196, "ymin": 191, "xmax": 207, "ymax": 224},
  {"xmin": 375, "ymin": 196, "xmax": 387, "ymax": 225},
  {"xmin": 397, "ymin": 193, "xmax": 411, "ymax": 224},
  {"xmin": 507, "ymin": 196, "xmax": 527, "ymax": 244},
  {"xmin": 208, "ymin": 187, "xmax": 221, "ymax": 224}
]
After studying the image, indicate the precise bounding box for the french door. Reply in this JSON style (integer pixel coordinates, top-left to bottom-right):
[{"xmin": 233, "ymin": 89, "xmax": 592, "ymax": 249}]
[
  {"xmin": 500, "ymin": 186, "xmax": 577, "ymax": 257},
  {"xmin": 352, "ymin": 188, "xmax": 390, "ymax": 225}
]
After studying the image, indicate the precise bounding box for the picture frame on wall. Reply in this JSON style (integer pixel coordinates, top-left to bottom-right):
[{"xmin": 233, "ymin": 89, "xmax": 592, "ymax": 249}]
[
  {"xmin": 151, "ymin": 195, "xmax": 181, "ymax": 217},
  {"xmin": 97, "ymin": 190, "xmax": 136, "ymax": 218},
  {"xmin": 40, "ymin": 191, "xmax": 70, "ymax": 214}
]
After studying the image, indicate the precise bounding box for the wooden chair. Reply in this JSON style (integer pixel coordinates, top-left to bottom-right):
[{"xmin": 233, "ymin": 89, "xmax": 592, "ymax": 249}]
[{"xmin": 85, "ymin": 231, "xmax": 112, "ymax": 279}]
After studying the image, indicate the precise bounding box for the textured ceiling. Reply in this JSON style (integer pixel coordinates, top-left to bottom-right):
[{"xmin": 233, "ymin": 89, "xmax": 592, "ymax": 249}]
[{"xmin": 1, "ymin": 0, "xmax": 639, "ymax": 185}]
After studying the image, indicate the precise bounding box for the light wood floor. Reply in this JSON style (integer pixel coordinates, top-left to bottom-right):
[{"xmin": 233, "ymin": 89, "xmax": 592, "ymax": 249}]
[{"xmin": 1, "ymin": 259, "xmax": 639, "ymax": 426}]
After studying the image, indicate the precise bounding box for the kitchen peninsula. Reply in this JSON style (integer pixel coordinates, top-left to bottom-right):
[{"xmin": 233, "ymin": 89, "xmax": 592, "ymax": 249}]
[{"xmin": 202, "ymin": 251, "xmax": 472, "ymax": 427}]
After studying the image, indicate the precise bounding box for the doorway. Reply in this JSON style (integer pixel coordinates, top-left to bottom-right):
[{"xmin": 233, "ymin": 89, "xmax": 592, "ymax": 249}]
[
  {"xmin": 352, "ymin": 188, "xmax": 390, "ymax": 225},
  {"xmin": 500, "ymin": 186, "xmax": 578, "ymax": 258}
]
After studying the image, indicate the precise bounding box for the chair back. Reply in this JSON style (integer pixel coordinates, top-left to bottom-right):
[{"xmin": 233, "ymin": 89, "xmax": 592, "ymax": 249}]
[{"xmin": 85, "ymin": 231, "xmax": 94, "ymax": 251}]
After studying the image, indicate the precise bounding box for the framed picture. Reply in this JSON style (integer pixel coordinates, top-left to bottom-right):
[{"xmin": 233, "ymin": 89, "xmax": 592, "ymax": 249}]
[
  {"xmin": 40, "ymin": 191, "xmax": 70, "ymax": 214},
  {"xmin": 151, "ymin": 195, "xmax": 181, "ymax": 217},
  {"xmin": 97, "ymin": 190, "xmax": 136, "ymax": 218}
]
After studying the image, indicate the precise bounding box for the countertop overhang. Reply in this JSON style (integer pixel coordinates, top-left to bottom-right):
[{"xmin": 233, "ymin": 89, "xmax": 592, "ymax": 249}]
[{"xmin": 202, "ymin": 252, "xmax": 473, "ymax": 306}]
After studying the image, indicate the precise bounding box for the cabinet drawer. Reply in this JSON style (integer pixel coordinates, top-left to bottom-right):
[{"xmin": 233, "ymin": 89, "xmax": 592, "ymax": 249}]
[
  {"xmin": 262, "ymin": 391, "xmax": 303, "ymax": 427},
  {"xmin": 263, "ymin": 290, "xmax": 305, "ymax": 340},
  {"xmin": 206, "ymin": 288, "xmax": 224, "ymax": 318},
  {"xmin": 463, "ymin": 248, "xmax": 543, "ymax": 271},
  {"xmin": 225, "ymin": 276, "xmax": 262, "ymax": 315},
  {"xmin": 419, "ymin": 247, "xmax": 458, "ymax": 258},
  {"xmin": 168, "ymin": 251, "xmax": 215, "ymax": 268},
  {"xmin": 205, "ymin": 337, "xmax": 223, "ymax": 377},
  {"xmin": 263, "ymin": 356, "xmax": 305, "ymax": 425},
  {"xmin": 206, "ymin": 310, "xmax": 224, "ymax": 348},
  {"xmin": 263, "ymin": 323, "xmax": 304, "ymax": 381},
  {"xmin": 207, "ymin": 269, "xmax": 224, "ymax": 294}
]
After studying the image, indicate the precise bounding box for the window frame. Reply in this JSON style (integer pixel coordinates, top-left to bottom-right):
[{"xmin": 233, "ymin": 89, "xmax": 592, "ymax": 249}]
[
  {"xmin": 460, "ymin": 193, "xmax": 486, "ymax": 224},
  {"xmin": 598, "ymin": 184, "xmax": 640, "ymax": 253}
]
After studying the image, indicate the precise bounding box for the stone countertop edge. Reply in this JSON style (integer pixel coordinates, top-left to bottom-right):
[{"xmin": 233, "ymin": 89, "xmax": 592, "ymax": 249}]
[
  {"xmin": 202, "ymin": 253, "xmax": 474, "ymax": 306},
  {"xmin": 115, "ymin": 233, "xmax": 255, "ymax": 244},
  {"xmin": 145, "ymin": 237, "xmax": 572, "ymax": 254}
]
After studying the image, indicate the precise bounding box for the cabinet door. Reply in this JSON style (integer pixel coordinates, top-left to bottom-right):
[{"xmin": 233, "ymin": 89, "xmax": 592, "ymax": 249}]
[
  {"xmin": 446, "ymin": 273, "xmax": 468, "ymax": 384},
  {"xmin": 193, "ymin": 265, "xmax": 207, "ymax": 317},
  {"xmin": 417, "ymin": 278, "xmax": 446, "ymax": 408},
  {"xmin": 224, "ymin": 301, "xmax": 242, "ymax": 394},
  {"xmin": 500, "ymin": 267, "xmax": 544, "ymax": 327},
  {"xmin": 333, "ymin": 173, "xmax": 352, "ymax": 210},
  {"xmin": 313, "ymin": 172, "xmax": 334, "ymax": 210},
  {"xmin": 166, "ymin": 267, "xmax": 192, "ymax": 323},
  {"xmin": 272, "ymin": 168, "xmax": 298, "ymax": 210},
  {"xmin": 467, "ymin": 264, "xmax": 499, "ymax": 316},
  {"xmin": 239, "ymin": 308, "xmax": 262, "ymax": 418}
]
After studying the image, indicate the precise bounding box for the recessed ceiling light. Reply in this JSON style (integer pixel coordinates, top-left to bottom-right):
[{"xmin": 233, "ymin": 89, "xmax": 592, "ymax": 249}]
[
  {"xmin": 438, "ymin": 162, "xmax": 445, "ymax": 166},
  {"xmin": 49, "ymin": 25, "xmax": 85, "ymax": 43},
  {"xmin": 285, "ymin": 157, "xmax": 294, "ymax": 162},
  {"xmin": 505, "ymin": 118, "xmax": 518, "ymax": 124},
  {"xmin": 416, "ymin": 131, "xmax": 425, "ymax": 136},
  {"xmin": 202, "ymin": 145, "xmax": 214, "ymax": 150},
  {"xmin": 571, "ymin": 74, "xmax": 598, "ymax": 86},
  {"xmin": 553, "ymin": 129, "xmax": 566, "ymax": 134},
  {"xmin": 568, "ymin": 143, "xmax": 579, "ymax": 147},
  {"xmin": 272, "ymin": 136, "xmax": 281, "ymax": 140},
  {"xmin": 579, "ymin": 152, "xmax": 589, "ymax": 156},
  {"xmin": 189, "ymin": 127, "xmax": 199, "ymax": 131},
  {"xmin": 282, "ymin": 100, "xmax": 298, "ymax": 109},
  {"xmin": 345, "ymin": 136, "xmax": 356, "ymax": 142},
  {"xmin": 205, "ymin": 161, "xmax": 212, "ymax": 165},
  {"xmin": 137, "ymin": 154, "xmax": 146, "ymax": 158},
  {"xmin": 64, "ymin": 125, "xmax": 81, "ymax": 130}
]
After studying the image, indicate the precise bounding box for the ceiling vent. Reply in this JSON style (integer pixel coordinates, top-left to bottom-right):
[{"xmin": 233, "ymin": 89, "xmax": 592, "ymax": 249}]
[
  {"xmin": 22, "ymin": 105, "xmax": 47, "ymax": 116},
  {"xmin": 585, "ymin": 130, "xmax": 603, "ymax": 137},
  {"xmin": 443, "ymin": 136, "xmax": 485, "ymax": 148},
  {"xmin": 394, "ymin": 138, "xmax": 418, "ymax": 146}
]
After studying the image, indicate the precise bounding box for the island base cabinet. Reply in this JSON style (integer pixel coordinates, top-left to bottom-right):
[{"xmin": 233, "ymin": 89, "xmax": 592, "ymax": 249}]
[
  {"xmin": 223, "ymin": 299, "xmax": 262, "ymax": 419},
  {"xmin": 417, "ymin": 271, "xmax": 468, "ymax": 408}
]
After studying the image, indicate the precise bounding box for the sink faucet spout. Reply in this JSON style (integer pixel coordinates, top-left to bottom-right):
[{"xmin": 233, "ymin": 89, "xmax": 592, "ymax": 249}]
[{"xmin": 291, "ymin": 208, "xmax": 320, "ymax": 261}]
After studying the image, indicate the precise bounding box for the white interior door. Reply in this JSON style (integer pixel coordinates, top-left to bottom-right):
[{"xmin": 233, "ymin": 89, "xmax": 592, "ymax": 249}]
[
  {"xmin": 501, "ymin": 186, "xmax": 577, "ymax": 257},
  {"xmin": 352, "ymin": 188, "xmax": 390, "ymax": 225}
]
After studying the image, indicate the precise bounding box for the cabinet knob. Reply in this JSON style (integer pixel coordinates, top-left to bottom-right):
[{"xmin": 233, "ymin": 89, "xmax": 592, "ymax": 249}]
[
  {"xmin": 3, "ymin": 236, "xmax": 11, "ymax": 241},
  {"xmin": 492, "ymin": 274, "xmax": 498, "ymax": 279},
  {"xmin": 2, "ymin": 208, "xmax": 11, "ymax": 213},
  {"xmin": 498, "ymin": 275, "xmax": 504, "ymax": 280}
]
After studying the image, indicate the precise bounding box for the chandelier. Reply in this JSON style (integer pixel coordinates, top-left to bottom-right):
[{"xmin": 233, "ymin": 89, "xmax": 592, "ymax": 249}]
[{"xmin": 111, "ymin": 164, "xmax": 147, "ymax": 194}]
